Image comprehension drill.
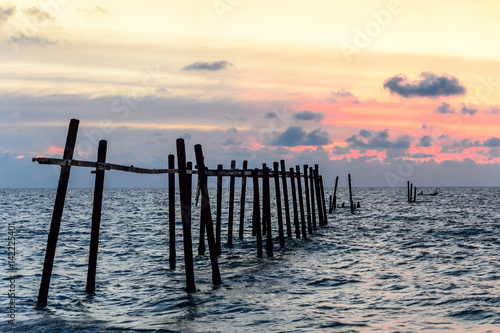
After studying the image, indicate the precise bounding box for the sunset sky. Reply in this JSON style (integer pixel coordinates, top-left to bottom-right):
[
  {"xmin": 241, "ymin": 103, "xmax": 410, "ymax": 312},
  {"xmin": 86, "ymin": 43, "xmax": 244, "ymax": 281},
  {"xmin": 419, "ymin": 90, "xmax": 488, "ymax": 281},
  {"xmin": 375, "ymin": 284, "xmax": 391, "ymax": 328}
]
[{"xmin": 1, "ymin": 0, "xmax": 499, "ymax": 187}]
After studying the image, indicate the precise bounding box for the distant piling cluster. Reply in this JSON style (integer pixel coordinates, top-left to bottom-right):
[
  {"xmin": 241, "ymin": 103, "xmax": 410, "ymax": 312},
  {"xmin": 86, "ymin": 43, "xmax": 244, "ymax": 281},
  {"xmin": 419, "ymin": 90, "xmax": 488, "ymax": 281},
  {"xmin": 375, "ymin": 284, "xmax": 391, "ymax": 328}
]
[
  {"xmin": 407, "ymin": 181, "xmax": 417, "ymax": 203},
  {"xmin": 32, "ymin": 119, "xmax": 330, "ymax": 305}
]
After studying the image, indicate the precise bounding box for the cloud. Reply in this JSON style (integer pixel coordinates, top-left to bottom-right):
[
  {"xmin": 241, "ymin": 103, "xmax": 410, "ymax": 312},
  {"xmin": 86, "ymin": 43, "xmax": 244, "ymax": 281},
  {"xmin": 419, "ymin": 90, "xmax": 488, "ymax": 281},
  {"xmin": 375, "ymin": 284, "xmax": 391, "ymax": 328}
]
[
  {"xmin": 345, "ymin": 129, "xmax": 411, "ymax": 150},
  {"xmin": 78, "ymin": 6, "xmax": 109, "ymax": 14},
  {"xmin": 268, "ymin": 126, "xmax": 331, "ymax": 147},
  {"xmin": 408, "ymin": 153, "xmax": 436, "ymax": 158},
  {"xmin": 328, "ymin": 89, "xmax": 359, "ymax": 104},
  {"xmin": 483, "ymin": 137, "xmax": 500, "ymax": 147},
  {"xmin": 293, "ymin": 110, "xmax": 324, "ymax": 122},
  {"xmin": 24, "ymin": 7, "xmax": 55, "ymax": 23},
  {"xmin": 182, "ymin": 60, "xmax": 233, "ymax": 71},
  {"xmin": 383, "ymin": 71, "xmax": 466, "ymax": 98},
  {"xmin": 460, "ymin": 104, "xmax": 477, "ymax": 116},
  {"xmin": 265, "ymin": 112, "xmax": 277, "ymax": 119},
  {"xmin": 331, "ymin": 89, "xmax": 353, "ymax": 98},
  {"xmin": 9, "ymin": 34, "xmax": 55, "ymax": 46},
  {"xmin": 435, "ymin": 102, "xmax": 455, "ymax": 114},
  {"xmin": 0, "ymin": 5, "xmax": 16, "ymax": 25},
  {"xmin": 417, "ymin": 135, "xmax": 434, "ymax": 147},
  {"xmin": 486, "ymin": 107, "xmax": 500, "ymax": 115}
]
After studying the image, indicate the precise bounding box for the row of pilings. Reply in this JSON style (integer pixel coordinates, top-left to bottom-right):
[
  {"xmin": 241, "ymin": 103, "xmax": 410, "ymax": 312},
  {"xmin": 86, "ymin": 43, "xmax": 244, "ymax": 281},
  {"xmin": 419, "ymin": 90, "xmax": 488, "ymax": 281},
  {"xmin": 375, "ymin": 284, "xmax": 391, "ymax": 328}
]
[{"xmin": 32, "ymin": 119, "xmax": 331, "ymax": 305}]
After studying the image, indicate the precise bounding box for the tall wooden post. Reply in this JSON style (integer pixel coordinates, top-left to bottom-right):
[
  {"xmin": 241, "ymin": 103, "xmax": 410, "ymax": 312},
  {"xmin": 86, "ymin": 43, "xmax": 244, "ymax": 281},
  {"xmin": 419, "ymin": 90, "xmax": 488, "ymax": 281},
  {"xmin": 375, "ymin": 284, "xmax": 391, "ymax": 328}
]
[
  {"xmin": 228, "ymin": 160, "xmax": 236, "ymax": 245},
  {"xmin": 238, "ymin": 160, "xmax": 248, "ymax": 240},
  {"xmin": 262, "ymin": 163, "xmax": 267, "ymax": 236},
  {"xmin": 289, "ymin": 168, "xmax": 301, "ymax": 238},
  {"xmin": 407, "ymin": 181, "xmax": 410, "ymax": 203},
  {"xmin": 262, "ymin": 166, "xmax": 273, "ymax": 257},
  {"xmin": 410, "ymin": 183, "xmax": 413, "ymax": 203},
  {"xmin": 319, "ymin": 175, "xmax": 328, "ymax": 225},
  {"xmin": 309, "ymin": 166, "xmax": 317, "ymax": 230},
  {"xmin": 252, "ymin": 169, "xmax": 263, "ymax": 258},
  {"xmin": 194, "ymin": 144, "xmax": 221, "ymax": 286},
  {"xmin": 86, "ymin": 139, "xmax": 107, "ymax": 294},
  {"xmin": 273, "ymin": 162, "xmax": 285, "ymax": 248},
  {"xmin": 176, "ymin": 139, "xmax": 196, "ymax": 293},
  {"xmin": 168, "ymin": 154, "xmax": 176, "ymax": 269},
  {"xmin": 333, "ymin": 176, "xmax": 338, "ymax": 211},
  {"xmin": 38, "ymin": 118, "xmax": 79, "ymax": 306},
  {"xmin": 296, "ymin": 165, "xmax": 307, "ymax": 239},
  {"xmin": 198, "ymin": 168, "xmax": 206, "ymax": 255},
  {"xmin": 303, "ymin": 165, "xmax": 312, "ymax": 235},
  {"xmin": 216, "ymin": 164, "xmax": 223, "ymax": 255},
  {"xmin": 313, "ymin": 167, "xmax": 324, "ymax": 227},
  {"xmin": 348, "ymin": 173, "xmax": 354, "ymax": 214},
  {"xmin": 280, "ymin": 160, "xmax": 292, "ymax": 238},
  {"xmin": 414, "ymin": 186, "xmax": 417, "ymax": 203}
]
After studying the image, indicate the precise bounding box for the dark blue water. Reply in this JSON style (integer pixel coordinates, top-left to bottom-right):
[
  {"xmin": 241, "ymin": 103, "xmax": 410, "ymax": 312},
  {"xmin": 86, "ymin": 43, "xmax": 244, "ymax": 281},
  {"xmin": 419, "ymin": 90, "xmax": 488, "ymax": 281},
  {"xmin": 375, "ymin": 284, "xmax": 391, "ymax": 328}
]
[{"xmin": 1, "ymin": 187, "xmax": 499, "ymax": 332}]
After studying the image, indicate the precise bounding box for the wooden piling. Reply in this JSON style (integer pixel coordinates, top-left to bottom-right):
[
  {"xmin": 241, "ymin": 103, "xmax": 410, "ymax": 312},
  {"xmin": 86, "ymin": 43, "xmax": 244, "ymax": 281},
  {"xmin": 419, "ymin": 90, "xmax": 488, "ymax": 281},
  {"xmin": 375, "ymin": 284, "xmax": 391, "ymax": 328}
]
[
  {"xmin": 348, "ymin": 173, "xmax": 354, "ymax": 214},
  {"xmin": 168, "ymin": 154, "xmax": 176, "ymax": 269},
  {"xmin": 313, "ymin": 167, "xmax": 324, "ymax": 227},
  {"xmin": 273, "ymin": 162, "xmax": 285, "ymax": 248},
  {"xmin": 194, "ymin": 144, "xmax": 221, "ymax": 286},
  {"xmin": 319, "ymin": 175, "xmax": 328, "ymax": 225},
  {"xmin": 86, "ymin": 139, "xmax": 107, "ymax": 294},
  {"xmin": 289, "ymin": 168, "xmax": 301, "ymax": 238},
  {"xmin": 410, "ymin": 183, "xmax": 413, "ymax": 203},
  {"xmin": 38, "ymin": 118, "xmax": 79, "ymax": 306},
  {"xmin": 329, "ymin": 195, "xmax": 333, "ymax": 214},
  {"xmin": 198, "ymin": 169, "xmax": 206, "ymax": 255},
  {"xmin": 303, "ymin": 165, "xmax": 312, "ymax": 235},
  {"xmin": 176, "ymin": 139, "xmax": 196, "ymax": 293},
  {"xmin": 309, "ymin": 166, "xmax": 317, "ymax": 231},
  {"xmin": 263, "ymin": 166, "xmax": 273, "ymax": 257},
  {"xmin": 280, "ymin": 160, "xmax": 292, "ymax": 238},
  {"xmin": 296, "ymin": 165, "xmax": 307, "ymax": 239},
  {"xmin": 216, "ymin": 164, "xmax": 223, "ymax": 255},
  {"xmin": 407, "ymin": 181, "xmax": 410, "ymax": 203},
  {"xmin": 238, "ymin": 160, "xmax": 248, "ymax": 240},
  {"xmin": 413, "ymin": 186, "xmax": 417, "ymax": 203},
  {"xmin": 252, "ymin": 169, "xmax": 263, "ymax": 258},
  {"xmin": 228, "ymin": 160, "xmax": 236, "ymax": 245},
  {"xmin": 333, "ymin": 176, "xmax": 338, "ymax": 211},
  {"xmin": 262, "ymin": 163, "xmax": 267, "ymax": 236}
]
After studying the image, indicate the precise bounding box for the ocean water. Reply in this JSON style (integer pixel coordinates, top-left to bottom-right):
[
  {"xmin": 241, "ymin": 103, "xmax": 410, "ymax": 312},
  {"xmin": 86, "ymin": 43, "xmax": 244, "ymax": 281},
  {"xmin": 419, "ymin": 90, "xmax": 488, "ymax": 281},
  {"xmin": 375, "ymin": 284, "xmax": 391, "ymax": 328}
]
[{"xmin": 1, "ymin": 187, "xmax": 499, "ymax": 332}]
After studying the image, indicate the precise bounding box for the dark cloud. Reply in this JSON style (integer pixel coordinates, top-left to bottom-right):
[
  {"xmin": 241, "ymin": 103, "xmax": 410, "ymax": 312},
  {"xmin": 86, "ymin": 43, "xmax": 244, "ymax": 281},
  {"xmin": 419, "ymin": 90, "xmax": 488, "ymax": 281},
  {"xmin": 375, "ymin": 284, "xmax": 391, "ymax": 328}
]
[
  {"xmin": 24, "ymin": 7, "xmax": 55, "ymax": 23},
  {"xmin": 460, "ymin": 105, "xmax": 477, "ymax": 116},
  {"xmin": 182, "ymin": 60, "xmax": 233, "ymax": 71},
  {"xmin": 293, "ymin": 110, "xmax": 324, "ymax": 122},
  {"xmin": 422, "ymin": 123, "xmax": 428, "ymax": 129},
  {"xmin": 383, "ymin": 72, "xmax": 466, "ymax": 98},
  {"xmin": 9, "ymin": 34, "xmax": 55, "ymax": 45},
  {"xmin": 408, "ymin": 153, "xmax": 436, "ymax": 158},
  {"xmin": 417, "ymin": 135, "xmax": 433, "ymax": 147},
  {"xmin": 435, "ymin": 102, "xmax": 455, "ymax": 114},
  {"xmin": 345, "ymin": 129, "xmax": 411, "ymax": 150},
  {"xmin": 268, "ymin": 126, "xmax": 331, "ymax": 147},
  {"xmin": 0, "ymin": 5, "xmax": 16, "ymax": 25},
  {"xmin": 265, "ymin": 112, "xmax": 277, "ymax": 119},
  {"xmin": 483, "ymin": 137, "xmax": 500, "ymax": 147},
  {"xmin": 486, "ymin": 107, "xmax": 500, "ymax": 115}
]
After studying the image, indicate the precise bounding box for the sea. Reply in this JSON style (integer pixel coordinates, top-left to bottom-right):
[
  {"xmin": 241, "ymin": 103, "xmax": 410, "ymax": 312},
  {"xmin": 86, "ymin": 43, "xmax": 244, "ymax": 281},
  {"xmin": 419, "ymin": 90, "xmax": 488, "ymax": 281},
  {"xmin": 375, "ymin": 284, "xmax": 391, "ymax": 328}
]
[{"xmin": 1, "ymin": 187, "xmax": 499, "ymax": 332}]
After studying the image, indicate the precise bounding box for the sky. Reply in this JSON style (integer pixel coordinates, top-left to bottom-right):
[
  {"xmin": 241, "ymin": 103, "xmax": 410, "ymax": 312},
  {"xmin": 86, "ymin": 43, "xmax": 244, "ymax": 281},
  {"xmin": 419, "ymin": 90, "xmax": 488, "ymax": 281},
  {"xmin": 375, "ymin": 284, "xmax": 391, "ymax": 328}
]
[{"xmin": 1, "ymin": 0, "xmax": 499, "ymax": 188}]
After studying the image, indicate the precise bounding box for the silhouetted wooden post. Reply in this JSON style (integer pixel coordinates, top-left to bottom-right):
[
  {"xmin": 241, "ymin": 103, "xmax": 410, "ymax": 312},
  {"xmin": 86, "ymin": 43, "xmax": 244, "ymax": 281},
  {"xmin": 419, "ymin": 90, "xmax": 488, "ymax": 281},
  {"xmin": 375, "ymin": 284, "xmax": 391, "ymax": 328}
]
[
  {"xmin": 262, "ymin": 163, "xmax": 267, "ymax": 236},
  {"xmin": 303, "ymin": 165, "xmax": 312, "ymax": 235},
  {"xmin": 296, "ymin": 165, "xmax": 307, "ymax": 239},
  {"xmin": 407, "ymin": 181, "xmax": 410, "ymax": 203},
  {"xmin": 198, "ymin": 168, "xmax": 206, "ymax": 255},
  {"xmin": 194, "ymin": 144, "xmax": 221, "ymax": 286},
  {"xmin": 319, "ymin": 175, "xmax": 328, "ymax": 224},
  {"xmin": 252, "ymin": 169, "xmax": 263, "ymax": 258},
  {"xmin": 329, "ymin": 195, "xmax": 333, "ymax": 214},
  {"xmin": 228, "ymin": 160, "xmax": 236, "ymax": 245},
  {"xmin": 280, "ymin": 160, "xmax": 292, "ymax": 238},
  {"xmin": 313, "ymin": 167, "xmax": 324, "ymax": 227},
  {"xmin": 289, "ymin": 168, "xmax": 301, "ymax": 238},
  {"xmin": 333, "ymin": 176, "xmax": 338, "ymax": 211},
  {"xmin": 38, "ymin": 118, "xmax": 79, "ymax": 306},
  {"xmin": 86, "ymin": 139, "xmax": 107, "ymax": 294},
  {"xmin": 168, "ymin": 154, "xmax": 176, "ymax": 269},
  {"xmin": 309, "ymin": 166, "xmax": 317, "ymax": 230},
  {"xmin": 273, "ymin": 162, "xmax": 285, "ymax": 248},
  {"xmin": 176, "ymin": 139, "xmax": 196, "ymax": 293},
  {"xmin": 348, "ymin": 174, "xmax": 354, "ymax": 214},
  {"xmin": 414, "ymin": 186, "xmax": 417, "ymax": 203},
  {"xmin": 238, "ymin": 160, "xmax": 248, "ymax": 240},
  {"xmin": 410, "ymin": 183, "xmax": 413, "ymax": 203},
  {"xmin": 263, "ymin": 166, "xmax": 273, "ymax": 257},
  {"xmin": 216, "ymin": 164, "xmax": 223, "ymax": 255}
]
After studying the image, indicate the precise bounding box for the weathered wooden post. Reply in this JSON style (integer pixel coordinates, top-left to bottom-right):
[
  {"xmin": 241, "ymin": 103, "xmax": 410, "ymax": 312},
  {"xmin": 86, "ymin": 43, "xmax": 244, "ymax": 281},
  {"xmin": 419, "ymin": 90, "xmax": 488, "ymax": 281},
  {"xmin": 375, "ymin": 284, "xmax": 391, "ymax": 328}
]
[
  {"xmin": 413, "ymin": 186, "xmax": 417, "ymax": 203},
  {"xmin": 329, "ymin": 195, "xmax": 333, "ymax": 214},
  {"xmin": 348, "ymin": 174, "xmax": 354, "ymax": 214},
  {"xmin": 216, "ymin": 164, "xmax": 223, "ymax": 255},
  {"xmin": 262, "ymin": 166, "xmax": 273, "ymax": 257},
  {"xmin": 313, "ymin": 167, "xmax": 324, "ymax": 226},
  {"xmin": 194, "ymin": 144, "xmax": 221, "ymax": 286},
  {"xmin": 228, "ymin": 160, "xmax": 236, "ymax": 245},
  {"xmin": 273, "ymin": 162, "xmax": 285, "ymax": 248},
  {"xmin": 289, "ymin": 168, "xmax": 301, "ymax": 238},
  {"xmin": 319, "ymin": 175, "xmax": 328, "ymax": 224},
  {"xmin": 238, "ymin": 160, "xmax": 248, "ymax": 240},
  {"xmin": 333, "ymin": 176, "xmax": 338, "ymax": 211},
  {"xmin": 168, "ymin": 154, "xmax": 176, "ymax": 269},
  {"xmin": 296, "ymin": 165, "xmax": 307, "ymax": 239},
  {"xmin": 176, "ymin": 138, "xmax": 196, "ymax": 292},
  {"xmin": 198, "ymin": 168, "xmax": 206, "ymax": 255},
  {"xmin": 309, "ymin": 166, "xmax": 317, "ymax": 230},
  {"xmin": 262, "ymin": 163, "xmax": 267, "ymax": 236},
  {"xmin": 252, "ymin": 169, "xmax": 263, "ymax": 258},
  {"xmin": 38, "ymin": 118, "xmax": 79, "ymax": 306},
  {"xmin": 407, "ymin": 181, "xmax": 410, "ymax": 203},
  {"xmin": 410, "ymin": 183, "xmax": 413, "ymax": 203},
  {"xmin": 303, "ymin": 165, "xmax": 312, "ymax": 235},
  {"xmin": 280, "ymin": 160, "xmax": 292, "ymax": 238},
  {"xmin": 86, "ymin": 139, "xmax": 107, "ymax": 294}
]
